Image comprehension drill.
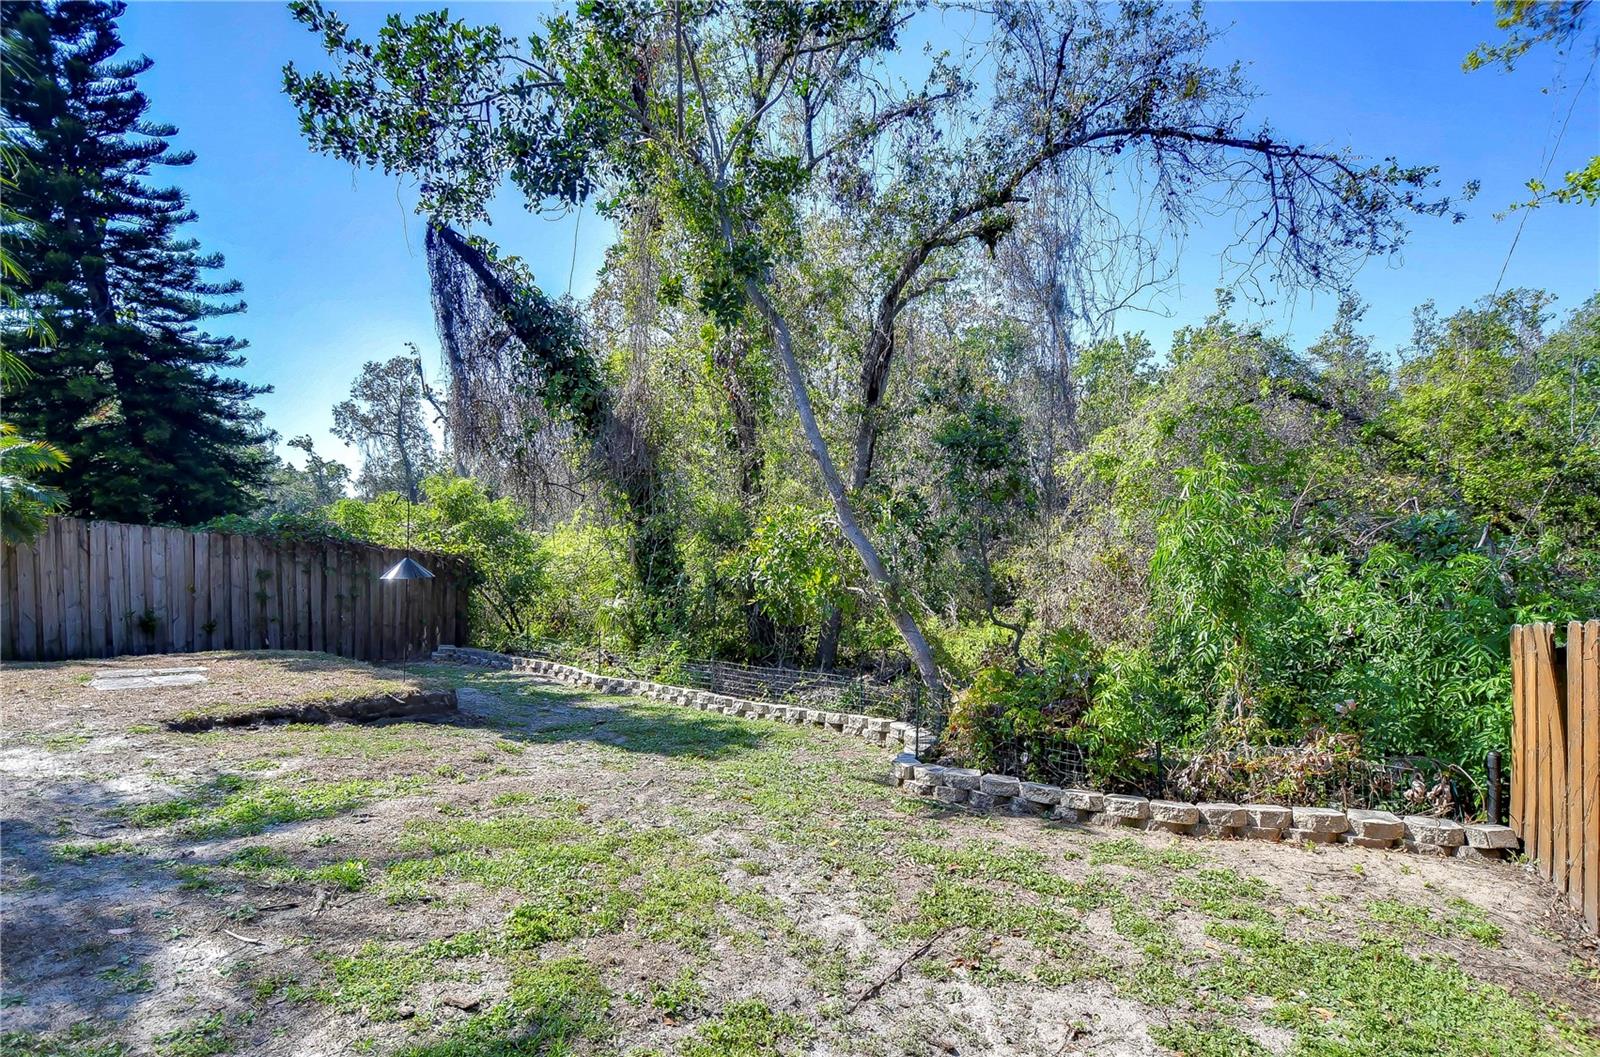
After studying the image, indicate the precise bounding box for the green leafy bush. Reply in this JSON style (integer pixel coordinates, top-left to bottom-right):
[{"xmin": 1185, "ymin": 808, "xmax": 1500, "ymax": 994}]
[{"xmin": 943, "ymin": 629, "xmax": 1098, "ymax": 780}]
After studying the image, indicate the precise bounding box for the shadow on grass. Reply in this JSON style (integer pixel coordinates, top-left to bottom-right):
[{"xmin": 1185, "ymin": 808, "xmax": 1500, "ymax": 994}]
[
  {"xmin": 0, "ymin": 804, "xmax": 183, "ymax": 1041},
  {"xmin": 456, "ymin": 680, "xmax": 780, "ymax": 762}
]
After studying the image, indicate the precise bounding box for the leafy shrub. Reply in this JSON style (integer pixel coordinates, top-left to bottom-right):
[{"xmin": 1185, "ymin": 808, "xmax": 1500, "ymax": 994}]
[{"xmin": 942, "ymin": 629, "xmax": 1097, "ymax": 780}]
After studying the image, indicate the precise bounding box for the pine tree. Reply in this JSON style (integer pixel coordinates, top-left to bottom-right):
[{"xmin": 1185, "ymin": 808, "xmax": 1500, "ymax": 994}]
[{"xmin": 0, "ymin": 1, "xmax": 270, "ymax": 524}]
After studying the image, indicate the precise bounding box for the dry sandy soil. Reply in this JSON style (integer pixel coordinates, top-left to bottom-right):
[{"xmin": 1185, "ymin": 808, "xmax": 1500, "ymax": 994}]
[{"xmin": 1, "ymin": 652, "xmax": 1597, "ymax": 1057}]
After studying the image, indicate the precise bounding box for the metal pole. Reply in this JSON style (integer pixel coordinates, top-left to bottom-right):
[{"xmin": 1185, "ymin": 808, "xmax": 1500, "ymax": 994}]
[{"xmin": 1486, "ymin": 751, "xmax": 1503, "ymax": 825}]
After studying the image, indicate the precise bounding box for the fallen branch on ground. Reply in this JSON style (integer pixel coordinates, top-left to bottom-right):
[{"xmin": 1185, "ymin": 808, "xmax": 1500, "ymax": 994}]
[{"xmin": 845, "ymin": 926, "xmax": 960, "ymax": 1015}]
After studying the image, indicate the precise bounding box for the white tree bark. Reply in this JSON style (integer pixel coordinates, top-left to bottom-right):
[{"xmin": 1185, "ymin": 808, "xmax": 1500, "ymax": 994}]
[{"xmin": 743, "ymin": 277, "xmax": 946, "ymax": 697}]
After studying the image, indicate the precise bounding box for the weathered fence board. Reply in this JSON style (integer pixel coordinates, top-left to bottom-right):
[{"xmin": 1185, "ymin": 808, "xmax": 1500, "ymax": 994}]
[
  {"xmin": 1512, "ymin": 621, "xmax": 1600, "ymax": 933},
  {"xmin": 2, "ymin": 518, "xmax": 468, "ymax": 664}
]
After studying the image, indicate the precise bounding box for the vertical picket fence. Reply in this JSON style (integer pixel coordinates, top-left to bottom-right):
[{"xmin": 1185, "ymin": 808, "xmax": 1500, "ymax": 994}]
[
  {"xmin": 2, "ymin": 517, "xmax": 469, "ymax": 664},
  {"xmin": 1511, "ymin": 621, "xmax": 1600, "ymax": 934}
]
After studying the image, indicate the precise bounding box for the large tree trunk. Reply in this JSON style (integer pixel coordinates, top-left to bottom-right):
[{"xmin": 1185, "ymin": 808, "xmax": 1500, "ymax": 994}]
[{"xmin": 743, "ymin": 278, "xmax": 945, "ymax": 696}]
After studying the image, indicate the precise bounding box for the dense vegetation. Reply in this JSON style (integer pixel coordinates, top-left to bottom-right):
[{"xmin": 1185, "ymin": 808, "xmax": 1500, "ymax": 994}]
[{"xmin": 267, "ymin": 289, "xmax": 1597, "ymax": 790}]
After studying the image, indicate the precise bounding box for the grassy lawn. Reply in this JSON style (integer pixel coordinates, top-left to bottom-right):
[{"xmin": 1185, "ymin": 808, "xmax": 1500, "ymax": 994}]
[{"xmin": 1, "ymin": 655, "xmax": 1596, "ymax": 1056}]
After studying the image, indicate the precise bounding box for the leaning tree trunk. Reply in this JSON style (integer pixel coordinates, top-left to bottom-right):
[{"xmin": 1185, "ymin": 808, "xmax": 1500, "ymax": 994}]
[{"xmin": 742, "ymin": 277, "xmax": 945, "ymax": 697}]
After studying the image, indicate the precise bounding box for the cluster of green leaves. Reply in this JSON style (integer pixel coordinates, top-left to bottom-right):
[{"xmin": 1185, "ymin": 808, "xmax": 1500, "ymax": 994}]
[{"xmin": 943, "ymin": 629, "xmax": 1098, "ymax": 780}]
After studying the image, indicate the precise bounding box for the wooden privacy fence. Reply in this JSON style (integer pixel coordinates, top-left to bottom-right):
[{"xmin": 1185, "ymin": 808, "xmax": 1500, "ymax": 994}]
[
  {"xmin": 3, "ymin": 517, "xmax": 470, "ymax": 664},
  {"xmin": 1511, "ymin": 621, "xmax": 1600, "ymax": 934}
]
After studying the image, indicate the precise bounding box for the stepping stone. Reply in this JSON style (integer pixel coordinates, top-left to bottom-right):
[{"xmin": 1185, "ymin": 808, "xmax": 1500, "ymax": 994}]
[{"xmin": 91, "ymin": 667, "xmax": 208, "ymax": 690}]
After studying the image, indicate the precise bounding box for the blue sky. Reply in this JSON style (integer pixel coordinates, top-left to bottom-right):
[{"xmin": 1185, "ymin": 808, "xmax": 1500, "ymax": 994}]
[{"xmin": 113, "ymin": 1, "xmax": 1599, "ymax": 472}]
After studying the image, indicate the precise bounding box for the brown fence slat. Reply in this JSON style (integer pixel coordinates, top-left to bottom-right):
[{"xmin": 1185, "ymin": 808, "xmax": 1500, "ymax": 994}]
[
  {"xmin": 61, "ymin": 520, "xmax": 84, "ymax": 658},
  {"xmin": 1547, "ymin": 623, "xmax": 1567, "ymax": 892},
  {"xmin": 3, "ymin": 541, "xmax": 15, "ymax": 660},
  {"xmin": 191, "ymin": 530, "xmax": 209, "ymax": 652},
  {"xmin": 37, "ymin": 518, "xmax": 60, "ymax": 659},
  {"xmin": 1568, "ymin": 621, "xmax": 1585, "ymax": 919},
  {"xmin": 1537, "ymin": 623, "xmax": 1554, "ymax": 878},
  {"xmin": 1584, "ymin": 620, "xmax": 1599, "ymax": 935},
  {"xmin": 1511, "ymin": 625, "xmax": 1525, "ymax": 836},
  {"xmin": 1512, "ymin": 620, "xmax": 1600, "ymax": 935},
  {"xmin": 14, "ymin": 527, "xmax": 37, "ymax": 659},
  {"xmin": 105, "ymin": 524, "xmax": 125, "ymax": 657}
]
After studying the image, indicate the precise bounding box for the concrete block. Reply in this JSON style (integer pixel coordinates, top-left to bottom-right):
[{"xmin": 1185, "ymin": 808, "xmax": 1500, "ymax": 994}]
[
  {"xmin": 1059, "ymin": 789, "xmax": 1104, "ymax": 813},
  {"xmin": 1197, "ymin": 803, "xmax": 1248, "ymax": 828},
  {"xmin": 942, "ymin": 768, "xmax": 984, "ymax": 792},
  {"xmin": 1149, "ymin": 800, "xmax": 1200, "ymax": 826},
  {"xmin": 1464, "ymin": 824, "xmax": 1519, "ymax": 850},
  {"xmin": 1339, "ymin": 834, "xmax": 1397, "ymax": 849},
  {"xmin": 1102, "ymin": 794, "xmax": 1150, "ymax": 822},
  {"xmin": 1050, "ymin": 806, "xmax": 1087, "ymax": 824},
  {"xmin": 1403, "ymin": 815, "xmax": 1465, "ymax": 848},
  {"xmin": 1403, "ymin": 840, "xmax": 1455, "ymax": 857},
  {"xmin": 933, "ymin": 785, "xmax": 968, "ymax": 805},
  {"xmin": 1243, "ymin": 826, "xmax": 1284, "ymax": 842},
  {"xmin": 1019, "ymin": 782, "xmax": 1064, "ymax": 806},
  {"xmin": 980, "ymin": 774, "xmax": 1022, "ymax": 797},
  {"xmin": 1455, "ymin": 845, "xmax": 1508, "ymax": 861},
  {"xmin": 1345, "ymin": 809, "xmax": 1404, "ymax": 841},
  {"xmin": 1245, "ymin": 805, "xmax": 1292, "ymax": 831},
  {"xmin": 1292, "ymin": 807, "xmax": 1349, "ymax": 835},
  {"xmin": 1286, "ymin": 828, "xmax": 1339, "ymax": 844},
  {"xmin": 966, "ymin": 792, "xmax": 1001, "ymax": 811}
]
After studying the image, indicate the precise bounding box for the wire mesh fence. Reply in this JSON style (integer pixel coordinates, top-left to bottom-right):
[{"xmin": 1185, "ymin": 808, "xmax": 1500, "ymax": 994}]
[
  {"xmin": 1149, "ymin": 743, "xmax": 1480, "ymax": 818},
  {"xmin": 504, "ymin": 636, "xmax": 934, "ymax": 726},
  {"xmin": 951, "ymin": 725, "xmax": 1483, "ymax": 817}
]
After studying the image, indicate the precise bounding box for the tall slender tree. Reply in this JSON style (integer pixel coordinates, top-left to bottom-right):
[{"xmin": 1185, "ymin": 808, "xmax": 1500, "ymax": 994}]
[{"xmin": 1, "ymin": 0, "xmax": 269, "ymax": 524}]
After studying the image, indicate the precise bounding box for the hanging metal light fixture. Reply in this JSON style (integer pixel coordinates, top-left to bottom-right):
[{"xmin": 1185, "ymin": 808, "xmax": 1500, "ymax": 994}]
[
  {"xmin": 381, "ymin": 556, "xmax": 434, "ymax": 581},
  {"xmin": 380, "ymin": 486, "xmax": 433, "ymax": 581}
]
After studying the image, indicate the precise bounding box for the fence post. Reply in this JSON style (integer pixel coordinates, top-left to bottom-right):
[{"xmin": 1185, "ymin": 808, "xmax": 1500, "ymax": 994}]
[{"xmin": 1486, "ymin": 750, "xmax": 1504, "ymax": 825}]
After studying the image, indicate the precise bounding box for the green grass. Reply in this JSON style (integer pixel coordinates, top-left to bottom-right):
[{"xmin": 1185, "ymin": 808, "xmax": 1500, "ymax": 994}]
[
  {"xmin": 680, "ymin": 1000, "xmax": 811, "ymax": 1057},
  {"xmin": 649, "ymin": 968, "xmax": 705, "ymax": 1020},
  {"xmin": 1150, "ymin": 1021, "xmax": 1270, "ymax": 1057},
  {"xmin": 52, "ymin": 840, "xmax": 138, "ymax": 862},
  {"xmin": 222, "ymin": 846, "xmax": 370, "ymax": 892},
  {"xmin": 1087, "ymin": 836, "xmax": 1205, "ymax": 872},
  {"xmin": 1367, "ymin": 896, "xmax": 1505, "ymax": 947},
  {"xmin": 385, "ymin": 957, "xmax": 611, "ymax": 1057},
  {"xmin": 128, "ymin": 774, "xmax": 414, "ymax": 837},
  {"xmin": 1199, "ymin": 919, "xmax": 1593, "ymax": 1057},
  {"xmin": 316, "ymin": 934, "xmax": 489, "ymax": 1021},
  {"xmin": 153, "ymin": 1014, "xmax": 239, "ymax": 1057},
  {"xmin": 0, "ymin": 1023, "xmax": 127, "ymax": 1057},
  {"xmin": 1168, "ymin": 867, "xmax": 1276, "ymax": 922}
]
